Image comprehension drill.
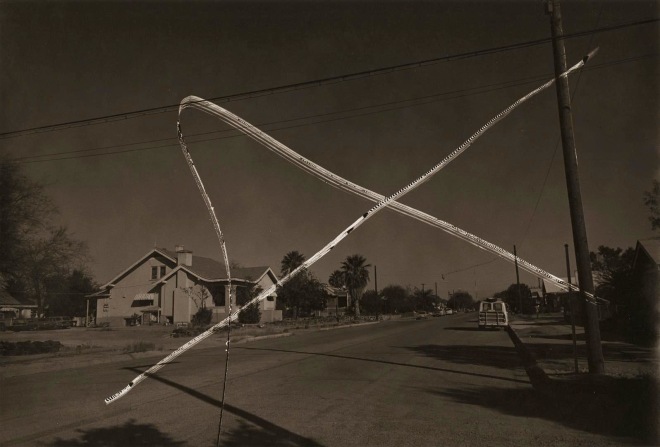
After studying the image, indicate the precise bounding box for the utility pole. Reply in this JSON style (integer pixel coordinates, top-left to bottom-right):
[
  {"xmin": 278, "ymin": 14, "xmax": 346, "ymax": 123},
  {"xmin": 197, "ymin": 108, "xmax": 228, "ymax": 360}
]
[
  {"xmin": 374, "ymin": 265, "xmax": 378, "ymax": 294},
  {"xmin": 546, "ymin": 0, "xmax": 604, "ymax": 374},
  {"xmin": 421, "ymin": 283, "xmax": 425, "ymax": 294},
  {"xmin": 514, "ymin": 245, "xmax": 522, "ymax": 314},
  {"xmin": 565, "ymin": 244, "xmax": 579, "ymax": 374}
]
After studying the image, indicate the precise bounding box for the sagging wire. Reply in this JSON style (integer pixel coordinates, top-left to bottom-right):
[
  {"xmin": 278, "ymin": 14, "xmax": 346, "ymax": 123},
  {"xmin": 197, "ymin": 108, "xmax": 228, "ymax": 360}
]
[{"xmin": 105, "ymin": 49, "xmax": 601, "ymax": 410}]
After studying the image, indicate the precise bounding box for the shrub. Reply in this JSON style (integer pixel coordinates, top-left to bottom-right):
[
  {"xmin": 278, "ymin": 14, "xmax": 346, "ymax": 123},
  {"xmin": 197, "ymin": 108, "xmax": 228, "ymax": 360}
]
[
  {"xmin": 123, "ymin": 341, "xmax": 156, "ymax": 353},
  {"xmin": 0, "ymin": 340, "xmax": 63, "ymax": 356},
  {"xmin": 238, "ymin": 302, "xmax": 261, "ymax": 324},
  {"xmin": 192, "ymin": 307, "xmax": 213, "ymax": 327}
]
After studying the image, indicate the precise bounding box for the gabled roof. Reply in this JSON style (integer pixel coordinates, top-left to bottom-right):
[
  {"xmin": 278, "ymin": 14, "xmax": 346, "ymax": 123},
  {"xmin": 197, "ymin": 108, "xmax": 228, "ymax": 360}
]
[
  {"xmin": 101, "ymin": 247, "xmax": 178, "ymax": 288},
  {"xmin": 159, "ymin": 248, "xmax": 276, "ymax": 283},
  {"xmin": 634, "ymin": 238, "xmax": 660, "ymax": 269},
  {"xmin": 0, "ymin": 290, "xmax": 22, "ymax": 306},
  {"xmin": 100, "ymin": 247, "xmax": 277, "ymax": 289},
  {"xmin": 324, "ymin": 284, "xmax": 347, "ymax": 297},
  {"xmin": 542, "ymin": 278, "xmax": 574, "ymax": 294}
]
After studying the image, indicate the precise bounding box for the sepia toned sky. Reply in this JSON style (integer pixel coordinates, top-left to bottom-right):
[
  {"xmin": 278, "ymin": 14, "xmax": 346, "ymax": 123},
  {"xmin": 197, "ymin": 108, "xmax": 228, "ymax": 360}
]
[{"xmin": 1, "ymin": 1, "xmax": 657, "ymax": 298}]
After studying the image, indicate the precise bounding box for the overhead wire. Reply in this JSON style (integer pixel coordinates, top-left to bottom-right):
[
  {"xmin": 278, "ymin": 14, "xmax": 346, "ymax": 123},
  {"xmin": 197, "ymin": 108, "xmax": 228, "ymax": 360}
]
[
  {"xmin": 9, "ymin": 53, "xmax": 657, "ymax": 165},
  {"xmin": 518, "ymin": 0, "xmax": 606, "ymax": 250},
  {"xmin": 0, "ymin": 17, "xmax": 657, "ymax": 140}
]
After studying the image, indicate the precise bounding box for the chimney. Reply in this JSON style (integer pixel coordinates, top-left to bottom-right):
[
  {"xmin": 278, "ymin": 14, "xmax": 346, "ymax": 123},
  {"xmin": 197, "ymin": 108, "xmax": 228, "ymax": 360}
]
[{"xmin": 175, "ymin": 245, "xmax": 192, "ymax": 267}]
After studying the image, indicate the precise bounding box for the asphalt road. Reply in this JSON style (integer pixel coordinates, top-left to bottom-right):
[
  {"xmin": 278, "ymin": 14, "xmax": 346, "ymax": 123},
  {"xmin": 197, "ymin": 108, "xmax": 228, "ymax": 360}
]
[{"xmin": 0, "ymin": 313, "xmax": 636, "ymax": 446}]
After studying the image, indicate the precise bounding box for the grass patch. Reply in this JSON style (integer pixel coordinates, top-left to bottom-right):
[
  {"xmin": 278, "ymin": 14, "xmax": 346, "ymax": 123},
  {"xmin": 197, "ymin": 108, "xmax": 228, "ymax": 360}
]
[
  {"xmin": 0, "ymin": 340, "xmax": 63, "ymax": 356},
  {"xmin": 123, "ymin": 341, "xmax": 156, "ymax": 353}
]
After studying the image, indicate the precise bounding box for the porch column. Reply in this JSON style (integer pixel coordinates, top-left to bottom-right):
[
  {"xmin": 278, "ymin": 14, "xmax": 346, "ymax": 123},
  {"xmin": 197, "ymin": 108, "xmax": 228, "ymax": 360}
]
[{"xmin": 224, "ymin": 285, "xmax": 236, "ymax": 315}]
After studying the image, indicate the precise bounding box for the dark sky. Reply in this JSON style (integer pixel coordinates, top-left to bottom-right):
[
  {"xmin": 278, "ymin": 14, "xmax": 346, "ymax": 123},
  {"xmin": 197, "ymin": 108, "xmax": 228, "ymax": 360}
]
[{"xmin": 1, "ymin": 1, "xmax": 657, "ymax": 298}]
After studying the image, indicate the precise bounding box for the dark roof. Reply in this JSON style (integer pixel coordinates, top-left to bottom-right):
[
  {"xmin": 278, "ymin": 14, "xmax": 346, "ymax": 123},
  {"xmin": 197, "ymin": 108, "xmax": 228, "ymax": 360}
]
[
  {"xmin": 0, "ymin": 290, "xmax": 22, "ymax": 306},
  {"xmin": 634, "ymin": 238, "xmax": 660, "ymax": 269},
  {"xmin": 159, "ymin": 248, "xmax": 273, "ymax": 282}
]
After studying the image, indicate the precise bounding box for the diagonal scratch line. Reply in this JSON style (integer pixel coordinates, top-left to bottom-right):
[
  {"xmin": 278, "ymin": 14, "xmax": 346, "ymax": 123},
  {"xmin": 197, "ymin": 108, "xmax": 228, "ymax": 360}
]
[{"xmin": 105, "ymin": 49, "xmax": 598, "ymax": 405}]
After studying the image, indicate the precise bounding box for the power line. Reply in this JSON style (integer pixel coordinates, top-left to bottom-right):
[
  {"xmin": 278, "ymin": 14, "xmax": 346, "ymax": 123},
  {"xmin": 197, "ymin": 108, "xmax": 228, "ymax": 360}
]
[
  {"xmin": 519, "ymin": 0, "xmax": 605, "ymax": 249},
  {"xmin": 1, "ymin": 17, "xmax": 656, "ymax": 140},
  {"xmin": 10, "ymin": 53, "xmax": 657, "ymax": 165}
]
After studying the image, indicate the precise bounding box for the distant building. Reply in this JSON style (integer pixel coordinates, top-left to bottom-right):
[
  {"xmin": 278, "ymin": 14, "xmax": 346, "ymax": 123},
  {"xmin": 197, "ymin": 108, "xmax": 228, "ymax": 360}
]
[
  {"xmin": 629, "ymin": 238, "xmax": 659, "ymax": 342},
  {"xmin": 0, "ymin": 289, "xmax": 37, "ymax": 321},
  {"xmin": 319, "ymin": 285, "xmax": 350, "ymax": 317},
  {"xmin": 87, "ymin": 246, "xmax": 281, "ymax": 327},
  {"xmin": 541, "ymin": 278, "xmax": 571, "ymax": 313}
]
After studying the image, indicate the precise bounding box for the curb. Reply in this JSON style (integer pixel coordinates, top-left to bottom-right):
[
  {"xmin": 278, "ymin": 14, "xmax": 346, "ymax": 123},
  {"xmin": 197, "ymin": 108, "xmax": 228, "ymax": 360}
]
[
  {"xmin": 506, "ymin": 324, "xmax": 550, "ymax": 391},
  {"xmin": 232, "ymin": 332, "xmax": 293, "ymax": 344},
  {"xmin": 0, "ymin": 331, "xmax": 295, "ymax": 379},
  {"xmin": 318, "ymin": 321, "xmax": 380, "ymax": 331}
]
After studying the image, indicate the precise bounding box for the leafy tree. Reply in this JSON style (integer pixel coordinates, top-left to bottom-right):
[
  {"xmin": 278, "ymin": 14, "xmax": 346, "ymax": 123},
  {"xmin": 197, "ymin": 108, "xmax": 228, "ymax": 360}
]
[
  {"xmin": 237, "ymin": 283, "xmax": 262, "ymax": 324},
  {"xmin": 0, "ymin": 157, "xmax": 91, "ymax": 316},
  {"xmin": 447, "ymin": 290, "xmax": 474, "ymax": 310},
  {"xmin": 381, "ymin": 285, "xmax": 413, "ymax": 314},
  {"xmin": 590, "ymin": 245, "xmax": 635, "ymax": 313},
  {"xmin": 44, "ymin": 269, "xmax": 97, "ymax": 316},
  {"xmin": 277, "ymin": 252, "xmax": 327, "ymax": 318},
  {"xmin": 341, "ymin": 254, "xmax": 370, "ymax": 317},
  {"xmin": 643, "ymin": 180, "xmax": 660, "ymax": 232},
  {"xmin": 493, "ymin": 284, "xmax": 531, "ymax": 313},
  {"xmin": 328, "ymin": 270, "xmax": 345, "ymax": 289},
  {"xmin": 412, "ymin": 288, "xmax": 439, "ymax": 312},
  {"xmin": 280, "ymin": 250, "xmax": 305, "ymax": 276},
  {"xmin": 0, "ymin": 156, "xmax": 55, "ymax": 279},
  {"xmin": 508, "ymin": 283, "xmax": 531, "ymax": 313},
  {"xmin": 360, "ymin": 290, "xmax": 382, "ymax": 315},
  {"xmin": 183, "ymin": 285, "xmax": 211, "ymax": 309},
  {"xmin": 192, "ymin": 307, "xmax": 213, "ymax": 327}
]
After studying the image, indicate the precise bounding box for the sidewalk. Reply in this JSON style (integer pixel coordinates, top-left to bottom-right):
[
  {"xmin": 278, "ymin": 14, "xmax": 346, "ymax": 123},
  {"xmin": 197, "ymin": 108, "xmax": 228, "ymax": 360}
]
[
  {"xmin": 508, "ymin": 312, "xmax": 657, "ymax": 379},
  {"xmin": 0, "ymin": 320, "xmax": 379, "ymax": 379},
  {"xmin": 507, "ymin": 312, "xmax": 658, "ymax": 444}
]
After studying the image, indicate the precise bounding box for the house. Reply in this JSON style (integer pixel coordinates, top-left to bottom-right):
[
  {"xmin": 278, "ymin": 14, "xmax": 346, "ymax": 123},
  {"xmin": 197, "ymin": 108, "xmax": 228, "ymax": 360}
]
[
  {"xmin": 0, "ymin": 288, "xmax": 37, "ymax": 322},
  {"xmin": 629, "ymin": 238, "xmax": 659, "ymax": 342},
  {"xmin": 317, "ymin": 285, "xmax": 350, "ymax": 317},
  {"xmin": 542, "ymin": 278, "xmax": 572, "ymax": 313},
  {"xmin": 87, "ymin": 245, "xmax": 281, "ymax": 327},
  {"xmin": 543, "ymin": 271, "xmax": 612, "ymax": 323}
]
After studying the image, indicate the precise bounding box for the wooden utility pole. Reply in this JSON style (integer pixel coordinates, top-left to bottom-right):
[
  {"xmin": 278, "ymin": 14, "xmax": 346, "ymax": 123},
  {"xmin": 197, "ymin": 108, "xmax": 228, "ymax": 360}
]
[
  {"xmin": 546, "ymin": 0, "xmax": 604, "ymax": 373},
  {"xmin": 514, "ymin": 245, "xmax": 522, "ymax": 313},
  {"xmin": 374, "ymin": 265, "xmax": 378, "ymax": 294},
  {"xmin": 565, "ymin": 244, "xmax": 579, "ymax": 374}
]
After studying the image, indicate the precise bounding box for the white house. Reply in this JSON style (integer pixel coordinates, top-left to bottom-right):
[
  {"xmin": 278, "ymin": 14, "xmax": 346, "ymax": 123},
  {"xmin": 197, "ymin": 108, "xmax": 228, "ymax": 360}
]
[{"xmin": 87, "ymin": 245, "xmax": 281, "ymax": 327}]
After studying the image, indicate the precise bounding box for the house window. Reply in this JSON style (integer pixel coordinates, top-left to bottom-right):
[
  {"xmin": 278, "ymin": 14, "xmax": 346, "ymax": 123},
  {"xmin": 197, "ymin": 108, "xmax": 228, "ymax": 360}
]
[
  {"xmin": 151, "ymin": 267, "xmax": 158, "ymax": 280},
  {"xmin": 210, "ymin": 285, "xmax": 225, "ymax": 306},
  {"xmin": 160, "ymin": 266, "xmax": 166, "ymax": 278}
]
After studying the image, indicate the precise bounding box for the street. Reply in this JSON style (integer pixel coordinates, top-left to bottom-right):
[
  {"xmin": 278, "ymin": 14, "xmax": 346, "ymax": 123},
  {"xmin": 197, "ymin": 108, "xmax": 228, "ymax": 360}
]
[{"xmin": 0, "ymin": 314, "xmax": 637, "ymax": 446}]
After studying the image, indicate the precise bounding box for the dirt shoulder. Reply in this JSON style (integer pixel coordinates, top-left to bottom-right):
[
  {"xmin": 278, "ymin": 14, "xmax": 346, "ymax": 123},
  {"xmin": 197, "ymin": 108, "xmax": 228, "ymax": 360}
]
[
  {"xmin": 509, "ymin": 312, "xmax": 657, "ymax": 379},
  {"xmin": 0, "ymin": 320, "xmax": 380, "ymax": 379}
]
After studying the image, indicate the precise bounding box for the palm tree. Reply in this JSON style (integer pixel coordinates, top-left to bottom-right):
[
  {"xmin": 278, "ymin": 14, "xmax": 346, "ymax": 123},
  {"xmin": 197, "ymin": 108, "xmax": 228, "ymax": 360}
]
[
  {"xmin": 281, "ymin": 250, "xmax": 306, "ymax": 276},
  {"xmin": 328, "ymin": 270, "xmax": 345, "ymax": 289},
  {"xmin": 341, "ymin": 254, "xmax": 370, "ymax": 317}
]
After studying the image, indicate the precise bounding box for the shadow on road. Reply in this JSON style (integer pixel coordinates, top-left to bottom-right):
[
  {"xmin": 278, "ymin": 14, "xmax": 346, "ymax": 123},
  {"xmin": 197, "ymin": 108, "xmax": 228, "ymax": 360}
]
[
  {"xmin": 426, "ymin": 374, "xmax": 658, "ymax": 444},
  {"xmin": 442, "ymin": 326, "xmax": 485, "ymax": 332},
  {"xmin": 236, "ymin": 346, "xmax": 528, "ymax": 385},
  {"xmin": 515, "ymin": 340, "xmax": 654, "ymax": 365},
  {"xmin": 407, "ymin": 344, "xmax": 523, "ymax": 370},
  {"xmin": 120, "ymin": 366, "xmax": 324, "ymax": 447},
  {"xmin": 44, "ymin": 419, "xmax": 186, "ymax": 446}
]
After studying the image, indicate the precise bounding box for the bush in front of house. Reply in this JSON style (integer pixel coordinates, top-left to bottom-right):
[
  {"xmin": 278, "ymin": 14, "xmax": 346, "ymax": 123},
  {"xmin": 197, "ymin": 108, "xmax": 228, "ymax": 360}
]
[
  {"xmin": 123, "ymin": 341, "xmax": 157, "ymax": 353},
  {"xmin": 238, "ymin": 302, "xmax": 261, "ymax": 324},
  {"xmin": 192, "ymin": 307, "xmax": 213, "ymax": 327},
  {"xmin": 0, "ymin": 340, "xmax": 63, "ymax": 356}
]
